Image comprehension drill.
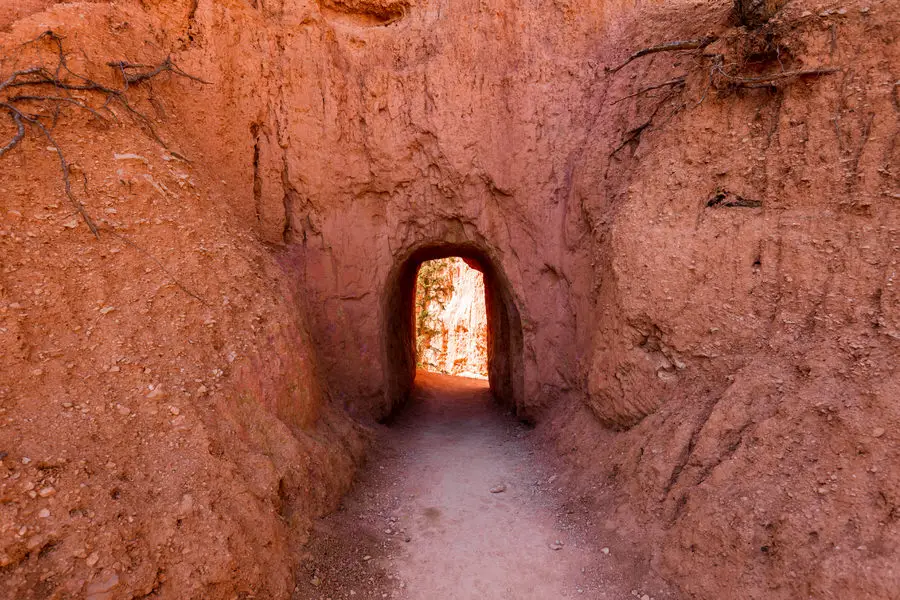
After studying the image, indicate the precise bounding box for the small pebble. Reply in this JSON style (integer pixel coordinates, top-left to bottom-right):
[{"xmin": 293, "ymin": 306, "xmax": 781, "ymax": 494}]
[{"xmin": 490, "ymin": 484, "xmax": 506, "ymax": 494}]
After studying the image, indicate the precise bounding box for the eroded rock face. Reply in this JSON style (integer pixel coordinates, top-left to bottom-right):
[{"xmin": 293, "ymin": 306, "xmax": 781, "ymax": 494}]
[
  {"xmin": 0, "ymin": 0, "xmax": 898, "ymax": 598},
  {"xmin": 0, "ymin": 4, "xmax": 366, "ymax": 599},
  {"xmin": 179, "ymin": 0, "xmax": 900, "ymax": 594}
]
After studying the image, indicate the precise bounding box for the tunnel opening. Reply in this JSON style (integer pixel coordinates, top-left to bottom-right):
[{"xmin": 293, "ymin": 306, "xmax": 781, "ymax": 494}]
[
  {"xmin": 383, "ymin": 243, "xmax": 524, "ymax": 415},
  {"xmin": 414, "ymin": 257, "xmax": 488, "ymax": 379}
]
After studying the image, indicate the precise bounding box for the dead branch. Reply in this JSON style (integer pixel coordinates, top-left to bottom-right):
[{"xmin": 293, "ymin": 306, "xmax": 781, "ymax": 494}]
[
  {"xmin": 606, "ymin": 37, "xmax": 717, "ymax": 73},
  {"xmin": 610, "ymin": 77, "xmax": 687, "ymax": 105},
  {"xmin": 0, "ymin": 30, "xmax": 207, "ymax": 236}
]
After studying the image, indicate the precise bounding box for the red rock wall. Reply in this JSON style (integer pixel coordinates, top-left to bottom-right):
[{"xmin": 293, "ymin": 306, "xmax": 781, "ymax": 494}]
[
  {"xmin": 564, "ymin": 3, "xmax": 900, "ymax": 596},
  {"xmin": 0, "ymin": 5, "xmax": 366, "ymax": 599},
  {"xmin": 1, "ymin": 0, "xmax": 898, "ymax": 598}
]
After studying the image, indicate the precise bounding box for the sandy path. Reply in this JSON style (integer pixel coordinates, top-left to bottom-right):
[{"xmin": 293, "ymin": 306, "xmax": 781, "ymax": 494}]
[
  {"xmin": 387, "ymin": 373, "xmax": 593, "ymax": 599},
  {"xmin": 295, "ymin": 371, "xmax": 675, "ymax": 600}
]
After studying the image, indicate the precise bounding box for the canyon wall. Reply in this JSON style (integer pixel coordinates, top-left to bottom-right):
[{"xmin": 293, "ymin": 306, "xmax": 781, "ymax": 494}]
[
  {"xmin": 0, "ymin": 0, "xmax": 897, "ymax": 598},
  {"xmin": 0, "ymin": 5, "xmax": 369, "ymax": 599},
  {"xmin": 565, "ymin": 3, "xmax": 899, "ymax": 596}
]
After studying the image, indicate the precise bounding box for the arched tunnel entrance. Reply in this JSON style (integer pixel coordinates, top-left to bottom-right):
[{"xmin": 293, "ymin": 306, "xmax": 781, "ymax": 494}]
[{"xmin": 383, "ymin": 243, "xmax": 524, "ymax": 413}]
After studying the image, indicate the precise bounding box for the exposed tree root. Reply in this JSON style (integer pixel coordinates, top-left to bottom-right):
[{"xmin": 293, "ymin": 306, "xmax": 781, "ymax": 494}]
[
  {"xmin": 605, "ymin": 37, "xmax": 717, "ymax": 73},
  {"xmin": 101, "ymin": 228, "xmax": 210, "ymax": 306},
  {"xmin": 606, "ymin": 26, "xmax": 842, "ymax": 154},
  {"xmin": 609, "ymin": 88, "xmax": 684, "ymax": 159},
  {"xmin": 609, "ymin": 77, "xmax": 686, "ymax": 105},
  {"xmin": 107, "ymin": 57, "xmax": 209, "ymax": 87},
  {"xmin": 0, "ymin": 30, "xmax": 207, "ymax": 236},
  {"xmin": 713, "ymin": 64, "xmax": 841, "ymax": 88}
]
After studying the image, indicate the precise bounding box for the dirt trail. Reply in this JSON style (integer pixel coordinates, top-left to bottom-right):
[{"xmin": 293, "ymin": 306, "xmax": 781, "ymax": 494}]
[{"xmin": 295, "ymin": 372, "xmax": 675, "ymax": 600}]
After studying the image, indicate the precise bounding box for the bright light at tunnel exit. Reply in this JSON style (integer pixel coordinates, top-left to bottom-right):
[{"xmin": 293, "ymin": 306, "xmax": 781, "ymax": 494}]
[{"xmin": 414, "ymin": 257, "xmax": 489, "ymax": 379}]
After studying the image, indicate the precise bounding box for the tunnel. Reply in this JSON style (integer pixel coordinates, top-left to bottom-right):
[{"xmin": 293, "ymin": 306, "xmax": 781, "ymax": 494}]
[{"xmin": 382, "ymin": 242, "xmax": 525, "ymax": 413}]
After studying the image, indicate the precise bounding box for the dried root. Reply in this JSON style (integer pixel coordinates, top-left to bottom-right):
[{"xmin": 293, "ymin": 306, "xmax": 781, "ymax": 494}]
[
  {"xmin": 712, "ymin": 64, "xmax": 840, "ymax": 88},
  {"xmin": 605, "ymin": 38, "xmax": 718, "ymax": 74},
  {"xmin": 605, "ymin": 21, "xmax": 840, "ymax": 156},
  {"xmin": 609, "ymin": 77, "xmax": 686, "ymax": 105},
  {"xmin": 0, "ymin": 30, "xmax": 207, "ymax": 236},
  {"xmin": 609, "ymin": 85, "xmax": 685, "ymax": 159}
]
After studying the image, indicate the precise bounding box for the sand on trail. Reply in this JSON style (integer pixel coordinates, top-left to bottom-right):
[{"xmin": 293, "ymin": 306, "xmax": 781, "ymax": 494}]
[{"xmin": 295, "ymin": 371, "xmax": 675, "ymax": 600}]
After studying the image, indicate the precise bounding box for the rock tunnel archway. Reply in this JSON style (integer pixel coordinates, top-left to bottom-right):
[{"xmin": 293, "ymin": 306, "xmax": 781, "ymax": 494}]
[{"xmin": 383, "ymin": 242, "xmax": 525, "ymax": 413}]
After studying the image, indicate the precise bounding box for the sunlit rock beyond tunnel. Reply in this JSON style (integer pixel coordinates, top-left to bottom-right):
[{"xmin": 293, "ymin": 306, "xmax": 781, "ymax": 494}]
[
  {"xmin": 0, "ymin": 0, "xmax": 897, "ymax": 599},
  {"xmin": 415, "ymin": 257, "xmax": 488, "ymax": 379}
]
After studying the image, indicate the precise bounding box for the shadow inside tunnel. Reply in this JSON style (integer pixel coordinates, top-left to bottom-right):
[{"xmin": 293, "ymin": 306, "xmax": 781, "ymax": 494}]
[{"xmin": 382, "ymin": 370, "xmax": 513, "ymax": 431}]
